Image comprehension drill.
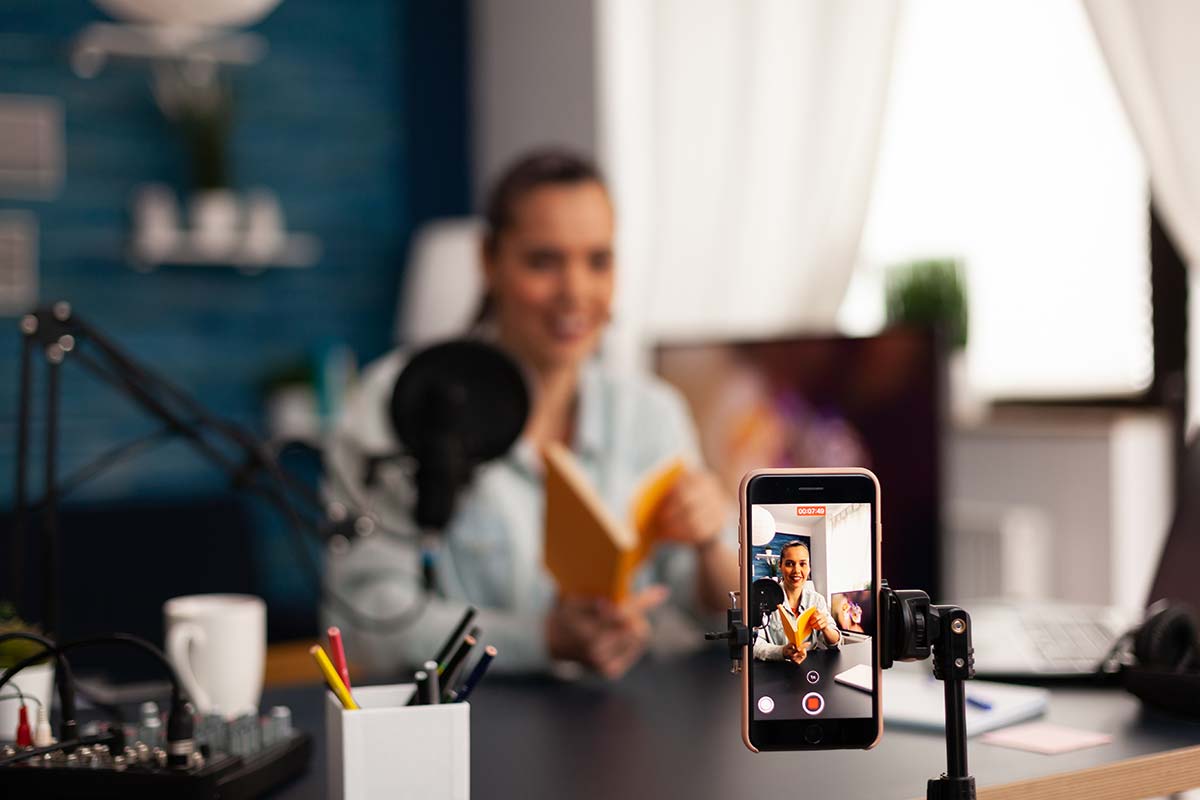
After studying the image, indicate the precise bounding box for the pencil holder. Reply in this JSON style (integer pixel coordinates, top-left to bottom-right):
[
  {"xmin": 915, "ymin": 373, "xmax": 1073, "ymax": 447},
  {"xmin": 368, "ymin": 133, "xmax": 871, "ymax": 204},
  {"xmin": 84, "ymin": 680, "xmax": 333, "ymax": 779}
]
[{"xmin": 325, "ymin": 683, "xmax": 470, "ymax": 800}]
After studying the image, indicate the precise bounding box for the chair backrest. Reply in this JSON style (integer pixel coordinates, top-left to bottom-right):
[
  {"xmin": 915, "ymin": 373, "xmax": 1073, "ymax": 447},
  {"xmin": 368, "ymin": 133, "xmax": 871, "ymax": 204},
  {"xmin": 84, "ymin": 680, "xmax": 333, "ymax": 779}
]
[{"xmin": 395, "ymin": 217, "xmax": 485, "ymax": 346}]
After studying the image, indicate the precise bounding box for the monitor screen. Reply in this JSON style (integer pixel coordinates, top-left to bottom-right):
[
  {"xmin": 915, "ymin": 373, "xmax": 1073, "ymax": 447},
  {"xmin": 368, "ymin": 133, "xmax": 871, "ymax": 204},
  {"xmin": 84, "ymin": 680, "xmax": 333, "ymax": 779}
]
[{"xmin": 655, "ymin": 328, "xmax": 942, "ymax": 597}]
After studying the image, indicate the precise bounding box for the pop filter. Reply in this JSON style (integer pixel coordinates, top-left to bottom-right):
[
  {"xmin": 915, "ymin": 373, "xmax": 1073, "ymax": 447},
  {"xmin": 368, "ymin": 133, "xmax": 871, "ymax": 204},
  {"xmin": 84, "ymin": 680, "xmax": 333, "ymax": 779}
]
[
  {"xmin": 750, "ymin": 577, "xmax": 784, "ymax": 628},
  {"xmin": 389, "ymin": 339, "xmax": 529, "ymax": 530}
]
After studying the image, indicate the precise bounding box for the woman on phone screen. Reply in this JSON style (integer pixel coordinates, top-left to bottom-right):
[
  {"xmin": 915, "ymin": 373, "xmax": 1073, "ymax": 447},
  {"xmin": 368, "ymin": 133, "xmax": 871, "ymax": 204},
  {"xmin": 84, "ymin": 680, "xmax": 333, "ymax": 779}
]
[{"xmin": 753, "ymin": 541, "xmax": 840, "ymax": 663}]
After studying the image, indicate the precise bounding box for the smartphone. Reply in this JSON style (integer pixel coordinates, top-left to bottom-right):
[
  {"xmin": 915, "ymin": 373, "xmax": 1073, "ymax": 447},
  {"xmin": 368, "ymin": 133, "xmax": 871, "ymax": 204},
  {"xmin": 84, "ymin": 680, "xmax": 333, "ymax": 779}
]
[{"xmin": 739, "ymin": 468, "xmax": 882, "ymax": 752}]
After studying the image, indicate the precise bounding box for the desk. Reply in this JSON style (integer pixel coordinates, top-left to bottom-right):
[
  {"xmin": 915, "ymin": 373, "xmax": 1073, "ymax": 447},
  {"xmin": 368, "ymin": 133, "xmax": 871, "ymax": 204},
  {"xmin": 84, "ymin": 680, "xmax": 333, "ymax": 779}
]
[
  {"xmin": 266, "ymin": 652, "xmax": 1200, "ymax": 799},
  {"xmin": 753, "ymin": 640, "xmax": 872, "ymax": 720}
]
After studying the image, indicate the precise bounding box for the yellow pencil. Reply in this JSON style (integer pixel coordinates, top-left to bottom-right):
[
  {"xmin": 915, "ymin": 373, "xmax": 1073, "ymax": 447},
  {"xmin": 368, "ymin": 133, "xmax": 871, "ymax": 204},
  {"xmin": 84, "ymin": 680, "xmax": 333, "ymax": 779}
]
[{"xmin": 310, "ymin": 644, "xmax": 360, "ymax": 710}]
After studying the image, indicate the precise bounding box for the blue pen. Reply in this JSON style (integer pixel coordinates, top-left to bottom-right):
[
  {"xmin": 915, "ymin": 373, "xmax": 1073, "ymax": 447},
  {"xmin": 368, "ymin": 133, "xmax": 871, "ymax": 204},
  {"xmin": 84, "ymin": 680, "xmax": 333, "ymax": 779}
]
[
  {"xmin": 451, "ymin": 646, "xmax": 497, "ymax": 703},
  {"xmin": 966, "ymin": 694, "xmax": 992, "ymax": 712}
]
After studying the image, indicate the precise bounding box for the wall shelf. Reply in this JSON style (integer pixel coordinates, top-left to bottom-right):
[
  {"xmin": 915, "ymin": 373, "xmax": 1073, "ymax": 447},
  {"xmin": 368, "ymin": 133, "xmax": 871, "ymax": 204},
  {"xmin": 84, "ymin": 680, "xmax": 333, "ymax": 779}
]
[{"xmin": 130, "ymin": 183, "xmax": 321, "ymax": 274}]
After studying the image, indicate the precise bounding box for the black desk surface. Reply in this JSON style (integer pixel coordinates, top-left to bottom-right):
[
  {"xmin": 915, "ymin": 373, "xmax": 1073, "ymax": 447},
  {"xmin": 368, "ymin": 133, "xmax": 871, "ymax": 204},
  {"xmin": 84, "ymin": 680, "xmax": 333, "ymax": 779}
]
[
  {"xmin": 752, "ymin": 640, "xmax": 873, "ymax": 721},
  {"xmin": 266, "ymin": 652, "xmax": 1200, "ymax": 799}
]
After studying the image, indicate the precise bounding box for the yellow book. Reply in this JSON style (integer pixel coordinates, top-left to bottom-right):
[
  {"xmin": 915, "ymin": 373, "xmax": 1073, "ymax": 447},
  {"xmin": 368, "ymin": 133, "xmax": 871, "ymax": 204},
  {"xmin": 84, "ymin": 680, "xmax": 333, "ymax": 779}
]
[
  {"xmin": 777, "ymin": 604, "xmax": 820, "ymax": 648},
  {"xmin": 543, "ymin": 442, "xmax": 685, "ymax": 603}
]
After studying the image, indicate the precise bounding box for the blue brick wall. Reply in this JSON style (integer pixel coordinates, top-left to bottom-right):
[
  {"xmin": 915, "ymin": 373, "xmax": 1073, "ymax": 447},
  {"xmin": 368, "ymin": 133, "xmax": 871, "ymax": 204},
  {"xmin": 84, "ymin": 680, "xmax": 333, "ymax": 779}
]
[{"xmin": 0, "ymin": 0, "xmax": 471, "ymax": 504}]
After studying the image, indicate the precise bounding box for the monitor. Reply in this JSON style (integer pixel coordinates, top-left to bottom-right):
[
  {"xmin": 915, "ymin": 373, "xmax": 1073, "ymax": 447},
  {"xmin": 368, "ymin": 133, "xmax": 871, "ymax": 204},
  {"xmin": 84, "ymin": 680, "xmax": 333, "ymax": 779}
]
[{"xmin": 655, "ymin": 328, "xmax": 942, "ymax": 597}]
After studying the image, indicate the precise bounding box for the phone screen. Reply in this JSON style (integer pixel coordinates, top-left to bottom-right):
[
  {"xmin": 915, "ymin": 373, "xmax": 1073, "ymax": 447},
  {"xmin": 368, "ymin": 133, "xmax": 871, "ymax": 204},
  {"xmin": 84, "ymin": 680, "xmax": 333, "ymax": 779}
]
[{"xmin": 745, "ymin": 472, "xmax": 880, "ymax": 750}]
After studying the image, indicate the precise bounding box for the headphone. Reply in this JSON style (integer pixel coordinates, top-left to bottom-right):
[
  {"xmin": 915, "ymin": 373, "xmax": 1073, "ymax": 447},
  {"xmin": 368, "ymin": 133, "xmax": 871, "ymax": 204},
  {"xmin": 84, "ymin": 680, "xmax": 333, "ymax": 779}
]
[{"xmin": 1119, "ymin": 602, "xmax": 1200, "ymax": 719}]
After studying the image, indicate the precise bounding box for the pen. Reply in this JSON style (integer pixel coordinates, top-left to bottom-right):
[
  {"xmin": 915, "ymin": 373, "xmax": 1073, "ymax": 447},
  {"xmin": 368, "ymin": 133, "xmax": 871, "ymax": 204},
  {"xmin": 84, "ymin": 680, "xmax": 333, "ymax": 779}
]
[
  {"xmin": 417, "ymin": 661, "xmax": 441, "ymax": 705},
  {"xmin": 434, "ymin": 607, "xmax": 477, "ymax": 666},
  {"xmin": 966, "ymin": 694, "xmax": 992, "ymax": 712},
  {"xmin": 327, "ymin": 626, "xmax": 352, "ymax": 690},
  {"xmin": 451, "ymin": 645, "xmax": 497, "ymax": 703},
  {"xmin": 439, "ymin": 634, "xmax": 477, "ymax": 689},
  {"xmin": 310, "ymin": 645, "xmax": 359, "ymax": 710}
]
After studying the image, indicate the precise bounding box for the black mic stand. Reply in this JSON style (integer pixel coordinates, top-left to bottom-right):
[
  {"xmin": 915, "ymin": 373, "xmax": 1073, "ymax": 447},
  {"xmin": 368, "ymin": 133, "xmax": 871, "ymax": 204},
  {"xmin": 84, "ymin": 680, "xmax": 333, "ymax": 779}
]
[
  {"xmin": 707, "ymin": 580, "xmax": 977, "ymax": 800},
  {"xmin": 9, "ymin": 303, "xmax": 354, "ymax": 635},
  {"xmin": 10, "ymin": 304, "xmax": 529, "ymax": 637}
]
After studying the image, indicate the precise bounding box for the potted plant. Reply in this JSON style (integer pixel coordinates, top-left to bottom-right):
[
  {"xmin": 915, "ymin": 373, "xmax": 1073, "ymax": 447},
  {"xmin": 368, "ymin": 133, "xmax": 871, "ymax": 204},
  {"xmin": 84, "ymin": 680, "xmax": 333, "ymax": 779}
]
[
  {"xmin": 153, "ymin": 65, "xmax": 239, "ymax": 256},
  {"xmin": 885, "ymin": 257, "xmax": 981, "ymax": 424},
  {"xmin": 885, "ymin": 257, "xmax": 968, "ymax": 350}
]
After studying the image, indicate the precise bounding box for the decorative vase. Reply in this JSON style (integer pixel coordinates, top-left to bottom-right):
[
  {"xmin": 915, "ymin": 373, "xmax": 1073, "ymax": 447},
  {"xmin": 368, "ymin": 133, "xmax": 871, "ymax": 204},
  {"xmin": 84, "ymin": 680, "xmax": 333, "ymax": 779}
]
[{"xmin": 190, "ymin": 188, "xmax": 240, "ymax": 257}]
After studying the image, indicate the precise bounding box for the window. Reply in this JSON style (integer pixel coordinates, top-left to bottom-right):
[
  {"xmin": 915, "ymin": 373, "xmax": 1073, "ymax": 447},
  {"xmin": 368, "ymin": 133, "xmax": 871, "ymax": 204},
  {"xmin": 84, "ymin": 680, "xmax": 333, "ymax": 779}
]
[{"xmin": 840, "ymin": 0, "xmax": 1152, "ymax": 400}]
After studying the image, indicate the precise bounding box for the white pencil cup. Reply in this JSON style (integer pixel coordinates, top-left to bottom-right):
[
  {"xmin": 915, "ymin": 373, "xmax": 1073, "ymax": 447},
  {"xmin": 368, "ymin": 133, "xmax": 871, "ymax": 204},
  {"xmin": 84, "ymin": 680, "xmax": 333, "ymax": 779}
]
[{"xmin": 325, "ymin": 683, "xmax": 470, "ymax": 800}]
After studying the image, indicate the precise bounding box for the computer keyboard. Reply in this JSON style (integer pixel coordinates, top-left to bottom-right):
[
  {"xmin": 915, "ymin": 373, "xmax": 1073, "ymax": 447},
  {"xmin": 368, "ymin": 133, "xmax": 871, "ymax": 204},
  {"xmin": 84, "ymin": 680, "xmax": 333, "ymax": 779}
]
[{"xmin": 1024, "ymin": 616, "xmax": 1117, "ymax": 672}]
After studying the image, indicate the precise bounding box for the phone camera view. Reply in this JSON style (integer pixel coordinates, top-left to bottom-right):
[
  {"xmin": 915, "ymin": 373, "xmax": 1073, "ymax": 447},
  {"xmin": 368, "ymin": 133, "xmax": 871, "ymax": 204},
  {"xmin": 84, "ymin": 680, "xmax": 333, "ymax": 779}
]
[{"xmin": 750, "ymin": 503, "xmax": 874, "ymax": 723}]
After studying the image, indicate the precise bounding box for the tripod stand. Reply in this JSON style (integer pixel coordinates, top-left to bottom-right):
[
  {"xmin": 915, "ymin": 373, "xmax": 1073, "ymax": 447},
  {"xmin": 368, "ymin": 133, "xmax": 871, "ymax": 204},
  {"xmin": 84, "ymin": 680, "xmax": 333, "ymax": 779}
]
[{"xmin": 708, "ymin": 580, "xmax": 977, "ymax": 800}]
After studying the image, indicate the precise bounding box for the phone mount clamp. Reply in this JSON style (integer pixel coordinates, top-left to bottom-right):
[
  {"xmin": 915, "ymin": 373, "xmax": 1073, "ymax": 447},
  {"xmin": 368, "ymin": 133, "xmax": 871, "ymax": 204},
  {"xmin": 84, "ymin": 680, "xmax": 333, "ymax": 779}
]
[
  {"xmin": 707, "ymin": 580, "xmax": 977, "ymax": 800},
  {"xmin": 706, "ymin": 591, "xmax": 752, "ymax": 674}
]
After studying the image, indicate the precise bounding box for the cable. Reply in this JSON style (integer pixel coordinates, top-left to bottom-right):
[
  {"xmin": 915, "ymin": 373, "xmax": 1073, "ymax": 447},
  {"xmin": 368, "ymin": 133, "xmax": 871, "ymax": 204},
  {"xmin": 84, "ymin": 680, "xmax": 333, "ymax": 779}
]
[
  {"xmin": 0, "ymin": 634, "xmax": 185, "ymax": 722},
  {"xmin": 28, "ymin": 427, "xmax": 177, "ymax": 507},
  {"xmin": 0, "ymin": 691, "xmax": 41, "ymax": 710},
  {"xmin": 0, "ymin": 632, "xmax": 77, "ymax": 738},
  {"xmin": 1, "ymin": 633, "xmax": 194, "ymax": 767},
  {"xmin": 72, "ymin": 679, "xmax": 126, "ymax": 724},
  {"xmin": 0, "ymin": 681, "xmax": 26, "ymax": 706},
  {"xmin": 0, "ymin": 733, "xmax": 113, "ymax": 767},
  {"xmin": 76, "ymin": 635, "xmax": 182, "ymax": 709},
  {"xmin": 252, "ymin": 454, "xmax": 431, "ymax": 633},
  {"xmin": 318, "ymin": 445, "xmax": 420, "ymax": 542}
]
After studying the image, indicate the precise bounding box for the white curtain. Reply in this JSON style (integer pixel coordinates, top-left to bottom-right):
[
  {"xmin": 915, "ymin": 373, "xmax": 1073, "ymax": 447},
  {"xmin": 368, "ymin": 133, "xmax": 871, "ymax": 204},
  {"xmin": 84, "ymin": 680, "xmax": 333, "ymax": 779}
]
[
  {"xmin": 596, "ymin": 0, "xmax": 900, "ymax": 369},
  {"xmin": 1084, "ymin": 0, "xmax": 1200, "ymax": 429}
]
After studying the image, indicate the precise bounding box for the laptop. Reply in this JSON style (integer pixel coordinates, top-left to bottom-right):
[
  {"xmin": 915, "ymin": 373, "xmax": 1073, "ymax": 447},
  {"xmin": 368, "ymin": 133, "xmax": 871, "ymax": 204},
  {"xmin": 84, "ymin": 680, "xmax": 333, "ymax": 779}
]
[{"xmin": 971, "ymin": 437, "xmax": 1200, "ymax": 679}]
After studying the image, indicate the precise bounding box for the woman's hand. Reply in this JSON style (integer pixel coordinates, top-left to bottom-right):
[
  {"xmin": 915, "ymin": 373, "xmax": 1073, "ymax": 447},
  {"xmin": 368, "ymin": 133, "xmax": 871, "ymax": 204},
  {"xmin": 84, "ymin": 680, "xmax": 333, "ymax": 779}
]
[
  {"xmin": 812, "ymin": 609, "xmax": 841, "ymax": 644},
  {"xmin": 782, "ymin": 642, "xmax": 808, "ymax": 665},
  {"xmin": 545, "ymin": 586, "xmax": 669, "ymax": 679},
  {"xmin": 654, "ymin": 469, "xmax": 730, "ymax": 549}
]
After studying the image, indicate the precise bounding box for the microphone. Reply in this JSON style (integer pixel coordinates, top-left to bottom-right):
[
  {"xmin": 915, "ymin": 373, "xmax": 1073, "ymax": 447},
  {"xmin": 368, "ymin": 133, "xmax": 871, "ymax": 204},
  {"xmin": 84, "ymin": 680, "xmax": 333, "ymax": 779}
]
[
  {"xmin": 387, "ymin": 339, "xmax": 529, "ymax": 531},
  {"xmin": 750, "ymin": 578, "xmax": 785, "ymax": 628}
]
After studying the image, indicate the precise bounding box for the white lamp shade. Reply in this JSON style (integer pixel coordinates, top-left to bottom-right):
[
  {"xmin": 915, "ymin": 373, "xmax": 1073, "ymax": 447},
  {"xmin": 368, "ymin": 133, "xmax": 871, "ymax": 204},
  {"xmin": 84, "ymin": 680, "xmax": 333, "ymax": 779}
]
[
  {"xmin": 751, "ymin": 505, "xmax": 777, "ymax": 547},
  {"xmin": 93, "ymin": 0, "xmax": 282, "ymax": 28}
]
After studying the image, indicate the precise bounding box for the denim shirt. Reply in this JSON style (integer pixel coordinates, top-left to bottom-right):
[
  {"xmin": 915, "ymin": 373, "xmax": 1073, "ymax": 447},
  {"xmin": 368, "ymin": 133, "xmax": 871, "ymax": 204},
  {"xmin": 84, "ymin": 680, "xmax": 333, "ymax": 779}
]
[
  {"xmin": 752, "ymin": 581, "xmax": 838, "ymax": 661},
  {"xmin": 323, "ymin": 349, "xmax": 727, "ymax": 676}
]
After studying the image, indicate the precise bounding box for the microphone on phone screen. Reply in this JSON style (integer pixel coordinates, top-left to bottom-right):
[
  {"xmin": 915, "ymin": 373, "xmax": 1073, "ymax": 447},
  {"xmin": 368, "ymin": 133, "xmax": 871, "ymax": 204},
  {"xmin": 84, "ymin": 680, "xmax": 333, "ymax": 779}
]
[{"xmin": 751, "ymin": 578, "xmax": 785, "ymax": 628}]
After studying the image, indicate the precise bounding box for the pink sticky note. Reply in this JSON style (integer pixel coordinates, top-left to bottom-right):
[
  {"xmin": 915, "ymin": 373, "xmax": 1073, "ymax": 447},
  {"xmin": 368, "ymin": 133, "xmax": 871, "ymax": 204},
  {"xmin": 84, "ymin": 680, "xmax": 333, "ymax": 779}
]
[{"xmin": 980, "ymin": 722, "xmax": 1112, "ymax": 755}]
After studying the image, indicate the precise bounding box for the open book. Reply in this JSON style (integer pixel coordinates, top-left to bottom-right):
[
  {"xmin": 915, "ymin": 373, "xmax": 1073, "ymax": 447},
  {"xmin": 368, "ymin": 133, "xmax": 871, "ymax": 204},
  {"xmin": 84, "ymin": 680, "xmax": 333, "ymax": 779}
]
[
  {"xmin": 777, "ymin": 605, "xmax": 820, "ymax": 648},
  {"xmin": 543, "ymin": 442, "xmax": 684, "ymax": 602}
]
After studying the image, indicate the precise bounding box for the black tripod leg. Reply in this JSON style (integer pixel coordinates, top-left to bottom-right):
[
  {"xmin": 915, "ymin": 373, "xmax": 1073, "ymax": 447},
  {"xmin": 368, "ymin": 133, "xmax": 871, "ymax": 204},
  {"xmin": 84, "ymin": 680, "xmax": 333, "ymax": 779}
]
[{"xmin": 945, "ymin": 678, "xmax": 968, "ymax": 779}]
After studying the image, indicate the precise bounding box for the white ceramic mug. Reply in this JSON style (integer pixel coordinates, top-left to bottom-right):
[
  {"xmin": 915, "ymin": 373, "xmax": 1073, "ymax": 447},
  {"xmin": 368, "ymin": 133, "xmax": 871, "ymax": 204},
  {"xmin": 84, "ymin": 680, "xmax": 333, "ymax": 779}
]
[{"xmin": 164, "ymin": 594, "xmax": 265, "ymax": 717}]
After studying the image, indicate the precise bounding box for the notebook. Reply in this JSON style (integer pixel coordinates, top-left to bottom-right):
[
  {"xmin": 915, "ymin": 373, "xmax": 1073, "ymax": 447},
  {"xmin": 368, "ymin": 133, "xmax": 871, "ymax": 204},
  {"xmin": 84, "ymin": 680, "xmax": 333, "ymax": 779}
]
[
  {"xmin": 882, "ymin": 664, "xmax": 1049, "ymax": 736},
  {"xmin": 835, "ymin": 663, "xmax": 873, "ymax": 692},
  {"xmin": 542, "ymin": 442, "xmax": 684, "ymax": 602},
  {"xmin": 777, "ymin": 605, "xmax": 820, "ymax": 648}
]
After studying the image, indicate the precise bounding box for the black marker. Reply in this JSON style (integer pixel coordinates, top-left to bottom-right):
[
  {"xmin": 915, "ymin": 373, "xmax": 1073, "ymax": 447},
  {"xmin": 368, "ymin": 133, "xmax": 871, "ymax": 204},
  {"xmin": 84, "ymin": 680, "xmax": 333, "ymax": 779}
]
[
  {"xmin": 434, "ymin": 607, "xmax": 477, "ymax": 666},
  {"xmin": 452, "ymin": 646, "xmax": 497, "ymax": 703},
  {"xmin": 439, "ymin": 634, "xmax": 476, "ymax": 690},
  {"xmin": 414, "ymin": 667, "xmax": 439, "ymax": 705}
]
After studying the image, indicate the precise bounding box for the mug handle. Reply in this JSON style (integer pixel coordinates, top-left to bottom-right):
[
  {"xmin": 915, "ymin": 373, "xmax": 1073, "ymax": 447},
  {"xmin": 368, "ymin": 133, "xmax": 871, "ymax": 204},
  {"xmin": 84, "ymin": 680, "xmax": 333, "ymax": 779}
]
[{"xmin": 166, "ymin": 622, "xmax": 211, "ymax": 712}]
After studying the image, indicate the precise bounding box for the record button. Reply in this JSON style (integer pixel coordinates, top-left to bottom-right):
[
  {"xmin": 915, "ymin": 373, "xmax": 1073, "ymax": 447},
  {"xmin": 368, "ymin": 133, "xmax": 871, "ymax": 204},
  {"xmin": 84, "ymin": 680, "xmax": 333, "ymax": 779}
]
[{"xmin": 801, "ymin": 691, "xmax": 825, "ymax": 715}]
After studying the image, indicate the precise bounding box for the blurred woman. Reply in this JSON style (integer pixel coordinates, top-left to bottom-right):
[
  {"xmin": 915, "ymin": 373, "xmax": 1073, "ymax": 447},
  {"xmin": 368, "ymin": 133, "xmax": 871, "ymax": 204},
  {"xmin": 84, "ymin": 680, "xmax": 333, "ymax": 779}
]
[
  {"xmin": 753, "ymin": 541, "xmax": 840, "ymax": 663},
  {"xmin": 326, "ymin": 150, "xmax": 738, "ymax": 679}
]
